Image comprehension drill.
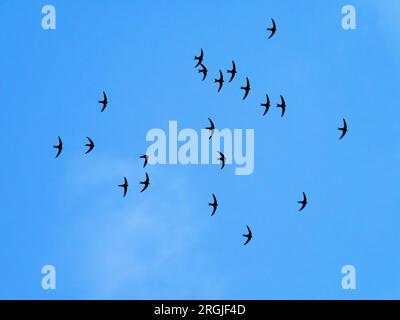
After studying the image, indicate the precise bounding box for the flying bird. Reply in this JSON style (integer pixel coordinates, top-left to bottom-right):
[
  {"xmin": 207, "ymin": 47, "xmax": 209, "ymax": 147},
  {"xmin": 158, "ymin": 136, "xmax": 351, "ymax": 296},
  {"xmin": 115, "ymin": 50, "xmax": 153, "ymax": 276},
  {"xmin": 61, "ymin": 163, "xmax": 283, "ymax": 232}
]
[
  {"xmin": 298, "ymin": 192, "xmax": 308, "ymax": 212},
  {"xmin": 243, "ymin": 225, "xmax": 253, "ymax": 245},
  {"xmin": 277, "ymin": 95, "xmax": 286, "ymax": 117},
  {"xmin": 118, "ymin": 177, "xmax": 128, "ymax": 198},
  {"xmin": 217, "ymin": 151, "xmax": 225, "ymax": 170},
  {"xmin": 194, "ymin": 48, "xmax": 204, "ymax": 68},
  {"xmin": 140, "ymin": 172, "xmax": 150, "ymax": 192},
  {"xmin": 241, "ymin": 77, "xmax": 250, "ymax": 100},
  {"xmin": 267, "ymin": 18, "xmax": 277, "ymax": 39},
  {"xmin": 227, "ymin": 60, "xmax": 237, "ymax": 83},
  {"xmin": 205, "ymin": 118, "xmax": 215, "ymax": 140},
  {"xmin": 53, "ymin": 136, "xmax": 63, "ymax": 158},
  {"xmin": 85, "ymin": 137, "xmax": 95, "ymax": 154},
  {"xmin": 338, "ymin": 118, "xmax": 348, "ymax": 140},
  {"xmin": 198, "ymin": 63, "xmax": 208, "ymax": 81},
  {"xmin": 208, "ymin": 193, "xmax": 218, "ymax": 216},
  {"xmin": 214, "ymin": 69, "xmax": 224, "ymax": 92},
  {"xmin": 261, "ymin": 94, "xmax": 271, "ymax": 116},
  {"xmin": 98, "ymin": 91, "xmax": 108, "ymax": 112},
  {"xmin": 140, "ymin": 154, "xmax": 149, "ymax": 168}
]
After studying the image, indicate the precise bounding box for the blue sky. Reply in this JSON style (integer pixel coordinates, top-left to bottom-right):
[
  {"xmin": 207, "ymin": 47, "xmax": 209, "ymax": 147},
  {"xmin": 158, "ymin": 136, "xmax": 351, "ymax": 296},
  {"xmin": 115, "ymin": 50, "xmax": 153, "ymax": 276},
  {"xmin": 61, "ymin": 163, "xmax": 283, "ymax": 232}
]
[{"xmin": 0, "ymin": 0, "xmax": 399, "ymax": 299}]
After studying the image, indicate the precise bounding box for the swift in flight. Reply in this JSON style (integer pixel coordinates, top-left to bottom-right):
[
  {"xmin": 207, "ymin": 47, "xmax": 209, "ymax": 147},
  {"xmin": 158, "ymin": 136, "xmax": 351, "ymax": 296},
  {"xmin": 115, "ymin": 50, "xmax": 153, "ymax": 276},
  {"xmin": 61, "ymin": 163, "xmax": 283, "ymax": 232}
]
[
  {"xmin": 194, "ymin": 48, "xmax": 204, "ymax": 68},
  {"xmin": 261, "ymin": 94, "xmax": 270, "ymax": 116},
  {"xmin": 241, "ymin": 77, "xmax": 250, "ymax": 100},
  {"xmin": 208, "ymin": 193, "xmax": 218, "ymax": 216},
  {"xmin": 214, "ymin": 70, "xmax": 224, "ymax": 92},
  {"xmin": 243, "ymin": 225, "xmax": 253, "ymax": 245},
  {"xmin": 98, "ymin": 91, "xmax": 108, "ymax": 112},
  {"xmin": 277, "ymin": 95, "xmax": 286, "ymax": 117},
  {"xmin": 119, "ymin": 177, "xmax": 128, "ymax": 197},
  {"xmin": 298, "ymin": 192, "xmax": 308, "ymax": 212},
  {"xmin": 338, "ymin": 118, "xmax": 348, "ymax": 140},
  {"xmin": 140, "ymin": 172, "xmax": 150, "ymax": 192},
  {"xmin": 85, "ymin": 137, "xmax": 95, "ymax": 154},
  {"xmin": 217, "ymin": 151, "xmax": 225, "ymax": 170},
  {"xmin": 198, "ymin": 63, "xmax": 207, "ymax": 81},
  {"xmin": 227, "ymin": 60, "xmax": 237, "ymax": 83},
  {"xmin": 140, "ymin": 154, "xmax": 149, "ymax": 168},
  {"xmin": 205, "ymin": 118, "xmax": 215, "ymax": 140},
  {"xmin": 53, "ymin": 136, "xmax": 63, "ymax": 158},
  {"xmin": 267, "ymin": 18, "xmax": 277, "ymax": 39}
]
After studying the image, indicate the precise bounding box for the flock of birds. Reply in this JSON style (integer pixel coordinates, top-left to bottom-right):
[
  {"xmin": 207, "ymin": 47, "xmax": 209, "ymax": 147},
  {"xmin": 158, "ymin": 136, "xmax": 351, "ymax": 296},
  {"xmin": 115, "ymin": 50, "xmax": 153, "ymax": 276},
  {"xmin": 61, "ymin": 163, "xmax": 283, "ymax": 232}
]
[
  {"xmin": 52, "ymin": 18, "xmax": 348, "ymax": 246},
  {"xmin": 53, "ymin": 90, "xmax": 151, "ymax": 196},
  {"xmin": 194, "ymin": 18, "xmax": 348, "ymax": 245}
]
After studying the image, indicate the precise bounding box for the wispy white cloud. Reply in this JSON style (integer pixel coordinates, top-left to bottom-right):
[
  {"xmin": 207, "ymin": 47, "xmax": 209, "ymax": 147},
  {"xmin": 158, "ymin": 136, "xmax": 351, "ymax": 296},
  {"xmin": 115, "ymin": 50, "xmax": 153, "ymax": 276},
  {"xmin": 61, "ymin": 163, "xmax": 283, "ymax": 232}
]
[{"xmin": 60, "ymin": 154, "xmax": 215, "ymax": 298}]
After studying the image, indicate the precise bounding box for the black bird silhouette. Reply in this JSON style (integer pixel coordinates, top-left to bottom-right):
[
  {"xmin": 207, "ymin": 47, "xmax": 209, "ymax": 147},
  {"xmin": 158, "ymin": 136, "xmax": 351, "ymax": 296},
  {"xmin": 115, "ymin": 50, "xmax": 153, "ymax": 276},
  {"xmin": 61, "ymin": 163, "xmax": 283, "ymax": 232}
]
[
  {"xmin": 261, "ymin": 94, "xmax": 271, "ymax": 116},
  {"xmin": 85, "ymin": 137, "xmax": 95, "ymax": 154},
  {"xmin": 98, "ymin": 91, "xmax": 108, "ymax": 112},
  {"xmin": 241, "ymin": 77, "xmax": 250, "ymax": 100},
  {"xmin": 298, "ymin": 192, "xmax": 308, "ymax": 212},
  {"xmin": 338, "ymin": 118, "xmax": 348, "ymax": 140},
  {"xmin": 208, "ymin": 193, "xmax": 218, "ymax": 216},
  {"xmin": 118, "ymin": 177, "xmax": 128, "ymax": 197},
  {"xmin": 227, "ymin": 60, "xmax": 237, "ymax": 83},
  {"xmin": 205, "ymin": 118, "xmax": 215, "ymax": 140},
  {"xmin": 267, "ymin": 18, "xmax": 277, "ymax": 39},
  {"xmin": 277, "ymin": 95, "xmax": 286, "ymax": 117},
  {"xmin": 217, "ymin": 151, "xmax": 225, "ymax": 170},
  {"xmin": 140, "ymin": 172, "xmax": 150, "ymax": 192},
  {"xmin": 194, "ymin": 48, "xmax": 204, "ymax": 68},
  {"xmin": 243, "ymin": 225, "xmax": 253, "ymax": 245},
  {"xmin": 140, "ymin": 154, "xmax": 149, "ymax": 168},
  {"xmin": 53, "ymin": 136, "xmax": 63, "ymax": 158},
  {"xmin": 214, "ymin": 69, "xmax": 224, "ymax": 92},
  {"xmin": 198, "ymin": 63, "xmax": 208, "ymax": 81}
]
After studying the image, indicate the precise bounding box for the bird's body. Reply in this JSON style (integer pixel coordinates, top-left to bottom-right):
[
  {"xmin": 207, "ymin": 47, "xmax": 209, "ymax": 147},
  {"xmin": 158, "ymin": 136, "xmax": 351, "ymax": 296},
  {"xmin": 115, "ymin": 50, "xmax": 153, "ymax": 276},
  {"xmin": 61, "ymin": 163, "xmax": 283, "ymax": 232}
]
[
  {"xmin": 241, "ymin": 77, "xmax": 250, "ymax": 100},
  {"xmin": 194, "ymin": 48, "xmax": 204, "ymax": 67},
  {"xmin": 53, "ymin": 136, "xmax": 63, "ymax": 158},
  {"xmin": 261, "ymin": 94, "xmax": 271, "ymax": 116},
  {"xmin": 205, "ymin": 118, "xmax": 215, "ymax": 140},
  {"xmin": 214, "ymin": 70, "xmax": 224, "ymax": 92},
  {"xmin": 217, "ymin": 151, "xmax": 225, "ymax": 170},
  {"xmin": 198, "ymin": 63, "xmax": 208, "ymax": 81},
  {"xmin": 298, "ymin": 192, "xmax": 308, "ymax": 212},
  {"xmin": 208, "ymin": 193, "xmax": 218, "ymax": 216},
  {"xmin": 140, "ymin": 172, "xmax": 150, "ymax": 192},
  {"xmin": 118, "ymin": 177, "xmax": 128, "ymax": 197},
  {"xmin": 267, "ymin": 18, "xmax": 277, "ymax": 39},
  {"xmin": 85, "ymin": 137, "xmax": 95, "ymax": 154},
  {"xmin": 140, "ymin": 154, "xmax": 149, "ymax": 168},
  {"xmin": 227, "ymin": 60, "xmax": 237, "ymax": 83},
  {"xmin": 243, "ymin": 225, "xmax": 253, "ymax": 245},
  {"xmin": 277, "ymin": 95, "xmax": 286, "ymax": 117},
  {"xmin": 338, "ymin": 118, "xmax": 348, "ymax": 140},
  {"xmin": 98, "ymin": 91, "xmax": 108, "ymax": 112}
]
